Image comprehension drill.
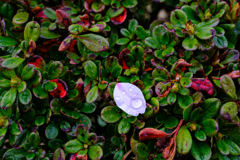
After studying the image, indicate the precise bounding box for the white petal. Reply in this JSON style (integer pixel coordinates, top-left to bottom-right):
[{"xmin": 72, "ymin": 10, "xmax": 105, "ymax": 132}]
[{"xmin": 113, "ymin": 83, "xmax": 146, "ymax": 116}]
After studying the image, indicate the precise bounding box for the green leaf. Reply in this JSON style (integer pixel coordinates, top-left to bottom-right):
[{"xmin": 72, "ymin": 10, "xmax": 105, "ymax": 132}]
[
  {"xmin": 176, "ymin": 125, "xmax": 192, "ymax": 154},
  {"xmin": 120, "ymin": 28, "xmax": 130, "ymax": 37},
  {"xmin": 170, "ymin": 9, "xmax": 187, "ymax": 28},
  {"xmin": 220, "ymin": 102, "xmax": 238, "ymax": 120},
  {"xmin": 164, "ymin": 115, "xmax": 179, "ymax": 129},
  {"xmin": 47, "ymin": 61, "xmax": 63, "ymax": 80},
  {"xmin": 40, "ymin": 28, "xmax": 61, "ymax": 39},
  {"xmin": 0, "ymin": 79, "xmax": 11, "ymax": 88},
  {"xmin": 116, "ymin": 38, "xmax": 130, "ymax": 45},
  {"xmin": 19, "ymin": 88, "xmax": 32, "ymax": 105},
  {"xmin": 76, "ymin": 124, "xmax": 89, "ymax": 143},
  {"xmin": 44, "ymin": 81, "xmax": 57, "ymax": 92},
  {"xmin": 45, "ymin": 122, "xmax": 59, "ymax": 139},
  {"xmin": 167, "ymin": 92, "xmax": 177, "ymax": 105},
  {"xmin": 199, "ymin": 119, "xmax": 218, "ymax": 137},
  {"xmin": 181, "ymin": 5, "xmax": 200, "ymax": 22},
  {"xmin": 13, "ymin": 12, "xmax": 29, "ymax": 24},
  {"xmin": 194, "ymin": 130, "xmax": 206, "ymax": 141},
  {"xmin": 122, "ymin": 0, "xmax": 138, "ymax": 8},
  {"xmin": 178, "ymin": 95, "xmax": 193, "ymax": 109},
  {"xmin": 43, "ymin": 7, "xmax": 57, "ymax": 20},
  {"xmin": 88, "ymin": 145, "xmax": 103, "ymax": 160},
  {"xmin": 0, "ymin": 36, "xmax": 18, "ymax": 47},
  {"xmin": 24, "ymin": 21, "xmax": 41, "ymax": 42},
  {"xmin": 28, "ymin": 132, "xmax": 41, "ymax": 150},
  {"xmin": 2, "ymin": 148, "xmax": 28, "ymax": 160},
  {"xmin": 69, "ymin": 24, "xmax": 83, "ymax": 35},
  {"xmin": 213, "ymin": 36, "xmax": 228, "ymax": 49},
  {"xmin": 224, "ymin": 139, "xmax": 240, "ymax": 156},
  {"xmin": 118, "ymin": 118, "xmax": 130, "ymax": 134},
  {"xmin": 21, "ymin": 64, "xmax": 35, "ymax": 80},
  {"xmin": 86, "ymin": 86, "xmax": 99, "ymax": 103},
  {"xmin": 78, "ymin": 34, "xmax": 109, "ymax": 52},
  {"xmin": 191, "ymin": 139, "xmax": 211, "ymax": 160},
  {"xmin": 113, "ymin": 150, "xmax": 124, "ymax": 160},
  {"xmin": 81, "ymin": 103, "xmax": 97, "ymax": 114},
  {"xmin": 101, "ymin": 106, "xmax": 122, "ymax": 123},
  {"xmin": 64, "ymin": 139, "xmax": 83, "ymax": 154},
  {"xmin": 33, "ymin": 84, "xmax": 48, "ymax": 99},
  {"xmin": 145, "ymin": 37, "xmax": 158, "ymax": 49},
  {"xmin": 217, "ymin": 140, "xmax": 230, "ymax": 156},
  {"xmin": 200, "ymin": 98, "xmax": 221, "ymax": 121},
  {"xmin": 27, "ymin": 70, "xmax": 42, "ymax": 88},
  {"xmin": 135, "ymin": 26, "xmax": 146, "ymax": 40},
  {"xmin": 128, "ymin": 19, "xmax": 138, "ymax": 33},
  {"xmin": 180, "ymin": 77, "xmax": 192, "ymax": 88},
  {"xmin": 220, "ymin": 50, "xmax": 239, "ymax": 65},
  {"xmin": 1, "ymin": 88, "xmax": 17, "ymax": 109},
  {"xmin": 220, "ymin": 75, "xmax": 236, "ymax": 99},
  {"xmin": 182, "ymin": 37, "xmax": 198, "ymax": 51},
  {"xmin": 195, "ymin": 27, "xmax": 216, "ymax": 40},
  {"xmin": 1, "ymin": 57, "xmax": 25, "ymax": 69},
  {"xmin": 162, "ymin": 47, "xmax": 175, "ymax": 57},
  {"xmin": 84, "ymin": 61, "xmax": 97, "ymax": 79},
  {"xmin": 9, "ymin": 121, "xmax": 22, "ymax": 136},
  {"xmin": 135, "ymin": 143, "xmax": 149, "ymax": 158}
]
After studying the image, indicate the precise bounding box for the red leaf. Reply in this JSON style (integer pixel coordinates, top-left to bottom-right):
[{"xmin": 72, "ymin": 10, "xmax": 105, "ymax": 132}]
[
  {"xmin": 79, "ymin": 14, "xmax": 90, "ymax": 27},
  {"xmin": 35, "ymin": 10, "xmax": 48, "ymax": 19},
  {"xmin": 49, "ymin": 79, "xmax": 68, "ymax": 98},
  {"xmin": 56, "ymin": 9, "xmax": 72, "ymax": 28},
  {"xmin": 28, "ymin": 55, "xmax": 45, "ymax": 70},
  {"xmin": 119, "ymin": 48, "xmax": 130, "ymax": 69},
  {"xmin": 191, "ymin": 77, "xmax": 214, "ymax": 95},
  {"xmin": 111, "ymin": 8, "xmax": 127, "ymax": 25}
]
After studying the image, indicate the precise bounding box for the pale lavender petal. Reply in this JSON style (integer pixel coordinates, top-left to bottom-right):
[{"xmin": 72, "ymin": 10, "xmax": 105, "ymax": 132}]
[{"xmin": 113, "ymin": 83, "xmax": 146, "ymax": 116}]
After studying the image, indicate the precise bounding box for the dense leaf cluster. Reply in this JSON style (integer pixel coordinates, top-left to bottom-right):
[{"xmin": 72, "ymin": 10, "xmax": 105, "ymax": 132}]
[{"xmin": 0, "ymin": 0, "xmax": 240, "ymax": 160}]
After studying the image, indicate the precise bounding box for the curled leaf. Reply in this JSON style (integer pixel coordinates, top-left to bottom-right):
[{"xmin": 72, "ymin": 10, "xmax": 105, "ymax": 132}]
[{"xmin": 113, "ymin": 83, "xmax": 146, "ymax": 116}]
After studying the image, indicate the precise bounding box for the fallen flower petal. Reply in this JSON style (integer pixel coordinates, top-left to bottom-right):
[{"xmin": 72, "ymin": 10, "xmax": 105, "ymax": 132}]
[{"xmin": 113, "ymin": 83, "xmax": 146, "ymax": 116}]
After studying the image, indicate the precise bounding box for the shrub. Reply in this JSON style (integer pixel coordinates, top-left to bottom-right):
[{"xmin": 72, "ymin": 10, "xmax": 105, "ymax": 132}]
[{"xmin": 0, "ymin": 0, "xmax": 240, "ymax": 160}]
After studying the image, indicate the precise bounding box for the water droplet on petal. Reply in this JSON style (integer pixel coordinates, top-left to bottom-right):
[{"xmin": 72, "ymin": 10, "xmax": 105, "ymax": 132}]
[
  {"xmin": 115, "ymin": 97, "xmax": 120, "ymax": 100},
  {"xmin": 131, "ymin": 98, "xmax": 142, "ymax": 109},
  {"xmin": 129, "ymin": 88, "xmax": 133, "ymax": 91}
]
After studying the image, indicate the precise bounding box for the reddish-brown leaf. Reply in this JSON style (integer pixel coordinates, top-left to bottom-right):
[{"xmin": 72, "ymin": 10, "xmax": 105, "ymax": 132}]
[
  {"xmin": 139, "ymin": 128, "xmax": 169, "ymax": 140},
  {"xmin": 191, "ymin": 77, "xmax": 214, "ymax": 95},
  {"xmin": 27, "ymin": 39, "xmax": 36, "ymax": 56},
  {"xmin": 122, "ymin": 150, "xmax": 132, "ymax": 160},
  {"xmin": 175, "ymin": 59, "xmax": 193, "ymax": 72},
  {"xmin": 56, "ymin": 9, "xmax": 72, "ymax": 28},
  {"xmin": 227, "ymin": 70, "xmax": 240, "ymax": 79}
]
